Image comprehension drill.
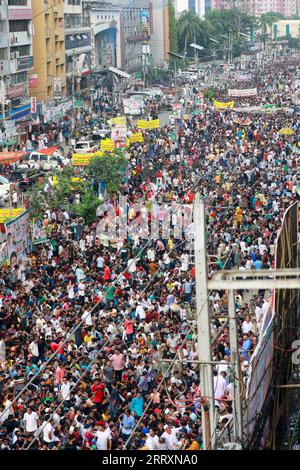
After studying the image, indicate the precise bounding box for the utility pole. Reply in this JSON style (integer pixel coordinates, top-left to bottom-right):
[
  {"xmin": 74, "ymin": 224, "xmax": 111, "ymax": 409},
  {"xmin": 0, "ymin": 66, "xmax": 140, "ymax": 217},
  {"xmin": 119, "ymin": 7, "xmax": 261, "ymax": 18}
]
[
  {"xmin": 194, "ymin": 193, "xmax": 215, "ymax": 450},
  {"xmin": 1, "ymin": 77, "xmax": 6, "ymax": 125},
  {"xmin": 228, "ymin": 289, "xmax": 243, "ymax": 444},
  {"xmin": 72, "ymin": 49, "xmax": 76, "ymax": 98}
]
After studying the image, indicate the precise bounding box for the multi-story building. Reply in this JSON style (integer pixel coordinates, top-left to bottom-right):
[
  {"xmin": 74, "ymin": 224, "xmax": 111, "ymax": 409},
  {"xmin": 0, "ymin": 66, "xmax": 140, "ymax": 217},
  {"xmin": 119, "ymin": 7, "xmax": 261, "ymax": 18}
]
[
  {"xmin": 174, "ymin": 0, "xmax": 188, "ymax": 17},
  {"xmin": 205, "ymin": 0, "xmax": 212, "ymax": 11},
  {"xmin": 150, "ymin": 0, "xmax": 169, "ymax": 67},
  {"xmin": 84, "ymin": 0, "xmax": 150, "ymax": 74},
  {"xmin": 120, "ymin": 0, "xmax": 150, "ymax": 72},
  {"xmin": 82, "ymin": 0, "xmax": 122, "ymax": 71},
  {"xmin": 211, "ymin": 0, "xmax": 298, "ymax": 17},
  {"xmin": 273, "ymin": 19, "xmax": 300, "ymax": 38},
  {"xmin": 0, "ymin": 0, "xmax": 34, "ymax": 126},
  {"xmin": 251, "ymin": 0, "xmax": 298, "ymax": 16},
  {"xmin": 64, "ymin": 0, "xmax": 93, "ymax": 94},
  {"xmin": 29, "ymin": 0, "xmax": 66, "ymax": 105}
]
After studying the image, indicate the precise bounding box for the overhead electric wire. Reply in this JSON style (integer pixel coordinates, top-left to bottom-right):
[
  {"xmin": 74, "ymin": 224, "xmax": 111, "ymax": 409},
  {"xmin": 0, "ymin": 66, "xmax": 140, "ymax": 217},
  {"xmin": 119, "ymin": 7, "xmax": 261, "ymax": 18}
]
[
  {"xmin": 0, "ymin": 145, "xmax": 209, "ymax": 423},
  {"xmin": 24, "ymin": 239, "xmax": 196, "ymax": 450}
]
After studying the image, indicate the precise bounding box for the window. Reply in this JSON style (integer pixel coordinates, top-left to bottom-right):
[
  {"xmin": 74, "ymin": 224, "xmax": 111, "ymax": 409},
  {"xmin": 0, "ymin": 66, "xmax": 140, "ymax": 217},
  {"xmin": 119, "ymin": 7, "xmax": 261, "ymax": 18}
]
[
  {"xmin": 9, "ymin": 20, "xmax": 30, "ymax": 33},
  {"xmin": 10, "ymin": 71, "xmax": 27, "ymax": 85}
]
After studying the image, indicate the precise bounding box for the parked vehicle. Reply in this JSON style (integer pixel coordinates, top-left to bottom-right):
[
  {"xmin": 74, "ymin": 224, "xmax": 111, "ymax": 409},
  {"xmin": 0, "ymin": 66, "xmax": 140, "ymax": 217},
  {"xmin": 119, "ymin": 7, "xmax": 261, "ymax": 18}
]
[
  {"xmin": 74, "ymin": 140, "xmax": 99, "ymax": 154},
  {"xmin": 28, "ymin": 152, "xmax": 60, "ymax": 171}
]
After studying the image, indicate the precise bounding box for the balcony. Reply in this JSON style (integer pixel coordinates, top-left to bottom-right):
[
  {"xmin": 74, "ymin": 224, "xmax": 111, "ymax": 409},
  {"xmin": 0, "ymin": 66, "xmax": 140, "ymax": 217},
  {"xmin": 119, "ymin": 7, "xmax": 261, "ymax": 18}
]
[
  {"xmin": 0, "ymin": 36, "xmax": 9, "ymax": 48},
  {"xmin": 0, "ymin": 60, "xmax": 10, "ymax": 76},
  {"xmin": 10, "ymin": 31, "xmax": 32, "ymax": 47},
  {"xmin": 65, "ymin": 33, "xmax": 92, "ymax": 51},
  {"xmin": 127, "ymin": 35, "xmax": 145, "ymax": 42}
]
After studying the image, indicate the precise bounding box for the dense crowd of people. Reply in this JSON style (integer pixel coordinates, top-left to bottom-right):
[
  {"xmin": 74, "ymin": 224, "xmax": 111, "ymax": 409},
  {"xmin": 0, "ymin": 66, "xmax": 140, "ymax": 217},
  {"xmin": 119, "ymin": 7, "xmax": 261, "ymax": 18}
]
[{"xmin": 0, "ymin": 55, "xmax": 299, "ymax": 451}]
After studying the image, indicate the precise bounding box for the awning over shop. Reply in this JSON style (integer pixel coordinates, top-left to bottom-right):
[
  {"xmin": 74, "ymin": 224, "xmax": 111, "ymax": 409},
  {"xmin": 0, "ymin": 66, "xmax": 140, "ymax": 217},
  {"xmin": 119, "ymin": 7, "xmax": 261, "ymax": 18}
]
[{"xmin": 38, "ymin": 146, "xmax": 60, "ymax": 156}]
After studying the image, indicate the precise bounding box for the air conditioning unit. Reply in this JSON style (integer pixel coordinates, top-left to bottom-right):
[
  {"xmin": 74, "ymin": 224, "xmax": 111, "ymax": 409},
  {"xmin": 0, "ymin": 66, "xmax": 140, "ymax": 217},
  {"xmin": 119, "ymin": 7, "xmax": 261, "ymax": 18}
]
[
  {"xmin": 0, "ymin": 12, "xmax": 6, "ymax": 20},
  {"xmin": 15, "ymin": 51, "xmax": 19, "ymax": 58},
  {"xmin": 10, "ymin": 52, "xmax": 16, "ymax": 60}
]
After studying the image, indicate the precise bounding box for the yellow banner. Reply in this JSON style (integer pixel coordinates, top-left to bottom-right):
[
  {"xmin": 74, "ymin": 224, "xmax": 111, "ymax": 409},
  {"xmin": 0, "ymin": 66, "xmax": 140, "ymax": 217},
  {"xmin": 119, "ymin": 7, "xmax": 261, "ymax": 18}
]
[
  {"xmin": 214, "ymin": 100, "xmax": 234, "ymax": 110},
  {"xmin": 108, "ymin": 116, "xmax": 126, "ymax": 127},
  {"xmin": 72, "ymin": 152, "xmax": 103, "ymax": 166},
  {"xmin": 53, "ymin": 176, "xmax": 83, "ymax": 186},
  {"xmin": 101, "ymin": 138, "xmax": 115, "ymax": 152},
  {"xmin": 0, "ymin": 208, "xmax": 25, "ymax": 223},
  {"xmin": 137, "ymin": 119, "xmax": 160, "ymax": 129},
  {"xmin": 129, "ymin": 132, "xmax": 144, "ymax": 143}
]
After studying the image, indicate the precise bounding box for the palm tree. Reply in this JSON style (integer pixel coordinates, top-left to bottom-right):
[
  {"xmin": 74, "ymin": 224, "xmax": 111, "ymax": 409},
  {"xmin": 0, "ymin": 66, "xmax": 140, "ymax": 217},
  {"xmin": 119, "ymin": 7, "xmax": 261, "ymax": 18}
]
[
  {"xmin": 177, "ymin": 11, "xmax": 203, "ymax": 57},
  {"xmin": 260, "ymin": 12, "xmax": 283, "ymax": 41}
]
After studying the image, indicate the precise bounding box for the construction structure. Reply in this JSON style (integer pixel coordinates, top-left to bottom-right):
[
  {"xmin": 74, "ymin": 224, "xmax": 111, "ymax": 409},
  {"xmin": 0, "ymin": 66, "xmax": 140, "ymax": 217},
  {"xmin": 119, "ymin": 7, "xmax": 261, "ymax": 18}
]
[{"xmin": 193, "ymin": 195, "xmax": 300, "ymax": 450}]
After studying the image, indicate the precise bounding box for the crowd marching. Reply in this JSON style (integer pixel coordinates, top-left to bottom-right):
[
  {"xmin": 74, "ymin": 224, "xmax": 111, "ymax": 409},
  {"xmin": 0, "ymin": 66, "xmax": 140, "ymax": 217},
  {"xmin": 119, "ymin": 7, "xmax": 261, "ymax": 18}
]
[{"xmin": 0, "ymin": 55, "xmax": 299, "ymax": 451}]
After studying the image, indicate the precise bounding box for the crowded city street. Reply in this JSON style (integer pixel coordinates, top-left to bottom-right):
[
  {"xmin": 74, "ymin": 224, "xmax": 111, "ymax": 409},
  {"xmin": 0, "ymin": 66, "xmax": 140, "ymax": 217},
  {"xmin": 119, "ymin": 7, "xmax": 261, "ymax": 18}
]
[{"xmin": 0, "ymin": 51, "xmax": 299, "ymax": 452}]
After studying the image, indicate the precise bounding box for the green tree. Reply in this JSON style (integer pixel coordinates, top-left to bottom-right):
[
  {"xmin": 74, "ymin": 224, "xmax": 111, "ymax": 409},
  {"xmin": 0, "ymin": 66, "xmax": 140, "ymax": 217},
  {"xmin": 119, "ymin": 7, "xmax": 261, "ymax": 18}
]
[
  {"xmin": 72, "ymin": 188, "xmax": 101, "ymax": 225},
  {"xmin": 28, "ymin": 167, "xmax": 88, "ymax": 219},
  {"xmin": 260, "ymin": 11, "xmax": 283, "ymax": 41},
  {"xmin": 177, "ymin": 11, "xmax": 203, "ymax": 56},
  {"xmin": 85, "ymin": 153, "xmax": 128, "ymax": 195},
  {"xmin": 168, "ymin": 1, "xmax": 178, "ymax": 58}
]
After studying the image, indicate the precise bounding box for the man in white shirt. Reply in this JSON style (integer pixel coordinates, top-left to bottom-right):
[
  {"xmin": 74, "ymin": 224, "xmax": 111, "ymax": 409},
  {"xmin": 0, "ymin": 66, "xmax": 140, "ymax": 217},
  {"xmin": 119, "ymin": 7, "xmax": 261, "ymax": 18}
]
[
  {"xmin": 78, "ymin": 281, "xmax": 85, "ymax": 298},
  {"xmin": 28, "ymin": 338, "xmax": 39, "ymax": 364},
  {"xmin": 97, "ymin": 255, "xmax": 105, "ymax": 269},
  {"xmin": 161, "ymin": 425, "xmax": 180, "ymax": 449},
  {"xmin": 214, "ymin": 371, "xmax": 228, "ymax": 406},
  {"xmin": 95, "ymin": 423, "xmax": 112, "ymax": 450},
  {"xmin": 61, "ymin": 378, "xmax": 71, "ymax": 406},
  {"xmin": 23, "ymin": 406, "xmax": 39, "ymax": 434},
  {"xmin": 145, "ymin": 428, "xmax": 159, "ymax": 450},
  {"xmin": 81, "ymin": 308, "xmax": 93, "ymax": 327},
  {"xmin": 242, "ymin": 315, "xmax": 254, "ymax": 334},
  {"xmin": 135, "ymin": 304, "xmax": 146, "ymax": 320},
  {"xmin": 41, "ymin": 416, "xmax": 55, "ymax": 447}
]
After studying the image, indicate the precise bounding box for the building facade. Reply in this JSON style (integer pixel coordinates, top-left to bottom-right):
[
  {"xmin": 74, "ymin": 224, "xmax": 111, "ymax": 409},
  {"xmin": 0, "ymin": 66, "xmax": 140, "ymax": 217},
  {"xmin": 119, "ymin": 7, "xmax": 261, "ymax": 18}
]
[
  {"xmin": 150, "ymin": 0, "xmax": 169, "ymax": 67},
  {"xmin": 250, "ymin": 0, "xmax": 297, "ymax": 16},
  {"xmin": 211, "ymin": 0, "xmax": 298, "ymax": 17},
  {"xmin": 273, "ymin": 19, "xmax": 300, "ymax": 38},
  {"xmin": 83, "ymin": 1, "xmax": 150, "ymax": 74},
  {"xmin": 83, "ymin": 1, "xmax": 122, "ymax": 72},
  {"xmin": 64, "ymin": 0, "xmax": 93, "ymax": 94},
  {"xmin": 118, "ymin": 0, "xmax": 151, "ymax": 73},
  {"xmin": 0, "ymin": 0, "xmax": 34, "ymax": 127},
  {"xmin": 30, "ymin": 0, "xmax": 66, "ymax": 105}
]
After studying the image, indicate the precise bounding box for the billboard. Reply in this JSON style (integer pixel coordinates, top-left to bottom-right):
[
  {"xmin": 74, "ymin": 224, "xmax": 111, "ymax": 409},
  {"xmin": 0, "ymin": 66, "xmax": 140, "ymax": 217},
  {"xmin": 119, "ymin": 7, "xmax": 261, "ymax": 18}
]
[
  {"xmin": 53, "ymin": 77, "xmax": 62, "ymax": 99},
  {"xmin": 5, "ymin": 210, "xmax": 30, "ymax": 266}
]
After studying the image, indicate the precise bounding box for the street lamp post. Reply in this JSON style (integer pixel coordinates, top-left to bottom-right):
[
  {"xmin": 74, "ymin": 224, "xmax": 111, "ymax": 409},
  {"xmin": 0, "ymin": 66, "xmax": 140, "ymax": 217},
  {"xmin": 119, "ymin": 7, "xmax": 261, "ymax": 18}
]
[{"xmin": 167, "ymin": 51, "xmax": 185, "ymax": 92}]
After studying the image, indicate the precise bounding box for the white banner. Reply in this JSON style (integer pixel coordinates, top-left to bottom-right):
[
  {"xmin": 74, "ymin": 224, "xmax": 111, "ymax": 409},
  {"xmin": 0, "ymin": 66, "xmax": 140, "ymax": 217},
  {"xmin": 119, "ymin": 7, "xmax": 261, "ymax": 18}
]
[
  {"xmin": 43, "ymin": 99, "xmax": 73, "ymax": 123},
  {"xmin": 111, "ymin": 127, "xmax": 127, "ymax": 141},
  {"xmin": 123, "ymin": 98, "xmax": 143, "ymax": 115},
  {"xmin": 228, "ymin": 88, "xmax": 257, "ymax": 97}
]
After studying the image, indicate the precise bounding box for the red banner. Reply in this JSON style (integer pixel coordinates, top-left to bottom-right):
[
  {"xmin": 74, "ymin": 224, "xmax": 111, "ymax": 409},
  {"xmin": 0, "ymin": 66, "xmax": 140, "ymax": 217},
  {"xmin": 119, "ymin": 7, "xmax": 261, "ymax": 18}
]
[{"xmin": 0, "ymin": 152, "xmax": 27, "ymax": 165}]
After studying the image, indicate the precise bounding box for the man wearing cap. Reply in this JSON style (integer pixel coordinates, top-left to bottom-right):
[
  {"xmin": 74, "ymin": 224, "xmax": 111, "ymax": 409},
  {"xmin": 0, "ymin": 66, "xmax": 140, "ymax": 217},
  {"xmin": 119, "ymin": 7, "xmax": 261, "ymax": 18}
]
[{"xmin": 161, "ymin": 424, "xmax": 180, "ymax": 450}]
